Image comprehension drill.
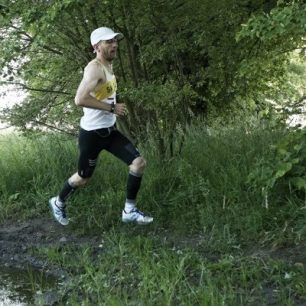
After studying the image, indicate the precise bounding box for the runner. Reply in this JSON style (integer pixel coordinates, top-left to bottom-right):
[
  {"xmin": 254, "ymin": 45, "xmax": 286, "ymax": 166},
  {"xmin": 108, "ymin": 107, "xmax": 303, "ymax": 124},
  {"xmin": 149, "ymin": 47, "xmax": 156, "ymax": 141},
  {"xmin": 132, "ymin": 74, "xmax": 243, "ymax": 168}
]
[{"xmin": 49, "ymin": 27, "xmax": 153, "ymax": 226}]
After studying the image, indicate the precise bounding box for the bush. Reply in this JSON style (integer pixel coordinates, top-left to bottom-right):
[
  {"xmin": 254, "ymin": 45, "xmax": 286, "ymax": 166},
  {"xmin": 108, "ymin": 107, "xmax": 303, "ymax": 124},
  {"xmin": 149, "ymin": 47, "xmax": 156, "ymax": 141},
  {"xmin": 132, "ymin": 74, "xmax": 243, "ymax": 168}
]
[{"xmin": 248, "ymin": 127, "xmax": 306, "ymax": 196}]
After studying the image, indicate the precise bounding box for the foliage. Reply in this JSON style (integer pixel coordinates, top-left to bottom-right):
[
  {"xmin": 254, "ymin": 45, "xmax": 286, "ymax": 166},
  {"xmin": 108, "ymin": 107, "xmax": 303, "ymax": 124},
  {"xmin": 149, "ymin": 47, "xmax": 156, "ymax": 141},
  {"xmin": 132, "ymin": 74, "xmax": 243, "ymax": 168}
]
[
  {"xmin": 1, "ymin": 0, "xmax": 306, "ymax": 155},
  {"xmin": 237, "ymin": 0, "xmax": 306, "ymax": 47},
  {"xmin": 1, "ymin": 122, "xmax": 304, "ymax": 242},
  {"xmin": 119, "ymin": 79, "xmax": 198, "ymax": 158},
  {"xmin": 235, "ymin": 0, "xmax": 306, "ymax": 119},
  {"xmin": 36, "ymin": 237, "xmax": 306, "ymax": 305},
  {"xmin": 1, "ymin": 125, "xmax": 306, "ymax": 304},
  {"xmin": 248, "ymin": 127, "xmax": 306, "ymax": 195}
]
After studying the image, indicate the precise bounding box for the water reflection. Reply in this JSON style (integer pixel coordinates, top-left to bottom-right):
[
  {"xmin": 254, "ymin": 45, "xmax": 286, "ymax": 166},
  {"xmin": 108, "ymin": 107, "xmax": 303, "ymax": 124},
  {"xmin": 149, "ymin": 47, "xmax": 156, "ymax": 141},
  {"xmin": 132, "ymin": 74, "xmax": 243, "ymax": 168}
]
[
  {"xmin": 0, "ymin": 287, "xmax": 26, "ymax": 306},
  {"xmin": 0, "ymin": 266, "xmax": 57, "ymax": 305}
]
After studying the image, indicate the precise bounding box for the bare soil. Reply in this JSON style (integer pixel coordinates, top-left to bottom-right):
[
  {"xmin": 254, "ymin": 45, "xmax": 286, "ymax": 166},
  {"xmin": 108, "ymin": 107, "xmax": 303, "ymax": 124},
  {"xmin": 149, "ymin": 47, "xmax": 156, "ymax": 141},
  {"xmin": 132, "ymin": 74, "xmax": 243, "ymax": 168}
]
[
  {"xmin": 0, "ymin": 218, "xmax": 306, "ymax": 305},
  {"xmin": 0, "ymin": 217, "xmax": 100, "ymax": 279},
  {"xmin": 1, "ymin": 217, "xmax": 306, "ymax": 276}
]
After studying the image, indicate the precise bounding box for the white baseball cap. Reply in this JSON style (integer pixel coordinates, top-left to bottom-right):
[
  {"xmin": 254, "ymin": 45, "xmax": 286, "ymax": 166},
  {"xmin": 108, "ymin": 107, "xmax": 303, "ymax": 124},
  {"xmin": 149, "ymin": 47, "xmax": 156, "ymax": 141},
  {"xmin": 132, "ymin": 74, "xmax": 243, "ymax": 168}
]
[{"xmin": 90, "ymin": 27, "xmax": 124, "ymax": 46}]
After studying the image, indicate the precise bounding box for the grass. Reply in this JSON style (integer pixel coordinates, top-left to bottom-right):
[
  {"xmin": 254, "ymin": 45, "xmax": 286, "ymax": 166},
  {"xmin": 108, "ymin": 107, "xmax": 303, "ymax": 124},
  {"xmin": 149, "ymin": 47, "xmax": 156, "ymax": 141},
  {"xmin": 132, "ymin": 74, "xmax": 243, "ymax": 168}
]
[
  {"xmin": 0, "ymin": 123, "xmax": 306, "ymax": 305},
  {"xmin": 33, "ymin": 230, "xmax": 306, "ymax": 305}
]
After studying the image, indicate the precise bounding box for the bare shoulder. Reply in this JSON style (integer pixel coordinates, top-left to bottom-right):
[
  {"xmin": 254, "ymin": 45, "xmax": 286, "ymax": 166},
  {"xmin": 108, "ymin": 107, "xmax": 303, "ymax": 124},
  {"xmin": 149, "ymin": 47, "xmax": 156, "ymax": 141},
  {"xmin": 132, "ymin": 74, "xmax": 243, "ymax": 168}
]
[
  {"xmin": 84, "ymin": 59, "xmax": 105, "ymax": 81},
  {"xmin": 86, "ymin": 59, "xmax": 101, "ymax": 70}
]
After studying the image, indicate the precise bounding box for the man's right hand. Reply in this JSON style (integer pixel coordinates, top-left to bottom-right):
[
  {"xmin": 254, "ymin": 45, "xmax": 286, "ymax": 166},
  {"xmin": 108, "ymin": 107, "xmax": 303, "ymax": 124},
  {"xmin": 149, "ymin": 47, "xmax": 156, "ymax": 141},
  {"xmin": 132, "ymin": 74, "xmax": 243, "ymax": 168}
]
[{"xmin": 114, "ymin": 103, "xmax": 128, "ymax": 116}]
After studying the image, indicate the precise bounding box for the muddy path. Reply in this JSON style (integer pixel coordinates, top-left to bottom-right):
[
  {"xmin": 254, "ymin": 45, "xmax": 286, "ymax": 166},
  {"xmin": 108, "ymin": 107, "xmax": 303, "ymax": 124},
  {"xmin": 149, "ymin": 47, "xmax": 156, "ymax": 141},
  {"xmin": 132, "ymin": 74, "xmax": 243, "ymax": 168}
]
[
  {"xmin": 1, "ymin": 217, "xmax": 306, "ymax": 277},
  {"xmin": 1, "ymin": 217, "xmax": 306, "ymax": 306},
  {"xmin": 0, "ymin": 218, "xmax": 101, "ymax": 279}
]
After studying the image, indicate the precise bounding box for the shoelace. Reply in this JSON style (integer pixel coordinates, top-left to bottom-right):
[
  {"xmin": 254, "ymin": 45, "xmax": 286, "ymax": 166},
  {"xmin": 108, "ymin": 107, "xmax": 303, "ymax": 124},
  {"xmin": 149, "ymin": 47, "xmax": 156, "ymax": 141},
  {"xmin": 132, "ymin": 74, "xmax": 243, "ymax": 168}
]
[
  {"xmin": 55, "ymin": 203, "xmax": 67, "ymax": 218},
  {"xmin": 131, "ymin": 208, "xmax": 145, "ymax": 216}
]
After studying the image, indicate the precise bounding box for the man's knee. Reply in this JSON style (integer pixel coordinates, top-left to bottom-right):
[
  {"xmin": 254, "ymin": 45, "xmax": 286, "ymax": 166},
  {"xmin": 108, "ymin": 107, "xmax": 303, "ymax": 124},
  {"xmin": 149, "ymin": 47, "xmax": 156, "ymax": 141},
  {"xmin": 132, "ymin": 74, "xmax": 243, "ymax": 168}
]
[{"xmin": 129, "ymin": 156, "xmax": 146, "ymax": 175}]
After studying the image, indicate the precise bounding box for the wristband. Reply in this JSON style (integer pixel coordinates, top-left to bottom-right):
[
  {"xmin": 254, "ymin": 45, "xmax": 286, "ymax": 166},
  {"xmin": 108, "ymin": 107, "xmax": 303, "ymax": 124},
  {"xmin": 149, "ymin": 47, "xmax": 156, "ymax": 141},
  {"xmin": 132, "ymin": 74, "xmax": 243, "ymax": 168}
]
[{"xmin": 110, "ymin": 102, "xmax": 115, "ymax": 113}]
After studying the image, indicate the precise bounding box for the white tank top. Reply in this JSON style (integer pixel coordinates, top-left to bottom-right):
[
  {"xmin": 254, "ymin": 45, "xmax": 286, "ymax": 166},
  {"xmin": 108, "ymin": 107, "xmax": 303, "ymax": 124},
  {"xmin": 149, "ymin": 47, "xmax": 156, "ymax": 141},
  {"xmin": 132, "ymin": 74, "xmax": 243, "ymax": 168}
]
[{"xmin": 80, "ymin": 60, "xmax": 117, "ymax": 130}]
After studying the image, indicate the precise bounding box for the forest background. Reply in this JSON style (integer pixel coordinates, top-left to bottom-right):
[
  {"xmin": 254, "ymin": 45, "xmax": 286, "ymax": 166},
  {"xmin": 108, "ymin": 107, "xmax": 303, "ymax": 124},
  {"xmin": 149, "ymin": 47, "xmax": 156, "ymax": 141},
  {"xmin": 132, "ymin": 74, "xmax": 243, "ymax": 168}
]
[
  {"xmin": 1, "ymin": 0, "xmax": 306, "ymax": 305},
  {"xmin": 1, "ymin": 0, "xmax": 306, "ymax": 151}
]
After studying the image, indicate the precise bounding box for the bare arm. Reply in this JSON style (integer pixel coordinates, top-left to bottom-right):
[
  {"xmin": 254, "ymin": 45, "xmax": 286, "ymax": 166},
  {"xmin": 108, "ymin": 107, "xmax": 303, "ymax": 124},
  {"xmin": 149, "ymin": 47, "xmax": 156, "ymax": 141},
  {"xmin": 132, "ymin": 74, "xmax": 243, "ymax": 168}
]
[
  {"xmin": 74, "ymin": 62, "xmax": 127, "ymax": 116},
  {"xmin": 74, "ymin": 62, "xmax": 112, "ymax": 112}
]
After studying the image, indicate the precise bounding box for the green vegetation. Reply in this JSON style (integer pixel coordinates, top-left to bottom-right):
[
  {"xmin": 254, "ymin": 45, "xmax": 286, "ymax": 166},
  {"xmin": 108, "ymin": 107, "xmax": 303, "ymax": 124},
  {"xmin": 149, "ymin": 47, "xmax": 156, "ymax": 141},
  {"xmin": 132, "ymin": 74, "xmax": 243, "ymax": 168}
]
[
  {"xmin": 1, "ymin": 0, "xmax": 306, "ymax": 157},
  {"xmin": 1, "ymin": 1, "xmax": 306, "ymax": 304},
  {"xmin": 1, "ymin": 123, "xmax": 306, "ymax": 305}
]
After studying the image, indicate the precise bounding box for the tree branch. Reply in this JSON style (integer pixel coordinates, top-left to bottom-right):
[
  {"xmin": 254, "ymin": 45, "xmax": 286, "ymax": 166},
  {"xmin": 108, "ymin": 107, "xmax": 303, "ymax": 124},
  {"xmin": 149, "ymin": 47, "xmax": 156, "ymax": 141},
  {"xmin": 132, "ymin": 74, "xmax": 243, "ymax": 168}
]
[
  {"xmin": 2, "ymin": 82, "xmax": 73, "ymax": 96},
  {"xmin": 8, "ymin": 24, "xmax": 64, "ymax": 55},
  {"xmin": 31, "ymin": 120, "xmax": 77, "ymax": 136},
  {"xmin": 289, "ymin": 95, "xmax": 306, "ymax": 108}
]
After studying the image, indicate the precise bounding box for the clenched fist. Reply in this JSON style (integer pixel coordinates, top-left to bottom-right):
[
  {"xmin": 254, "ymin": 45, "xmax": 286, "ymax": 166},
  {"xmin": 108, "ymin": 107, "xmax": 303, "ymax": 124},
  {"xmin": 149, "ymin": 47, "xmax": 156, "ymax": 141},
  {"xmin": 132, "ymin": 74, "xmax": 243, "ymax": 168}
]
[{"xmin": 114, "ymin": 103, "xmax": 128, "ymax": 116}]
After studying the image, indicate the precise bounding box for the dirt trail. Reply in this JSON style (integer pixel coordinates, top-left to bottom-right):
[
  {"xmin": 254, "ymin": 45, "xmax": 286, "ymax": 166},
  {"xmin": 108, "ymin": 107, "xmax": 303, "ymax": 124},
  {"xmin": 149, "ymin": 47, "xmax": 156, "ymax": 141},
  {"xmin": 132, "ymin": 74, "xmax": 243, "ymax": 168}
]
[
  {"xmin": 1, "ymin": 217, "xmax": 306, "ymax": 305},
  {"xmin": 0, "ymin": 218, "xmax": 99, "ymax": 278},
  {"xmin": 1, "ymin": 217, "xmax": 306, "ymax": 278}
]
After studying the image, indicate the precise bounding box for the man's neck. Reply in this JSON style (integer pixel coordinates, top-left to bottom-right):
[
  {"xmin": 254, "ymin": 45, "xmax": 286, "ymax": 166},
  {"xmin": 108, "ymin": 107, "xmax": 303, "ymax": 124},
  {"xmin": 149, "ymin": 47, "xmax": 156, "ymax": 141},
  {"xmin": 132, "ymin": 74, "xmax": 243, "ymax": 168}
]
[{"xmin": 96, "ymin": 56, "xmax": 112, "ymax": 67}]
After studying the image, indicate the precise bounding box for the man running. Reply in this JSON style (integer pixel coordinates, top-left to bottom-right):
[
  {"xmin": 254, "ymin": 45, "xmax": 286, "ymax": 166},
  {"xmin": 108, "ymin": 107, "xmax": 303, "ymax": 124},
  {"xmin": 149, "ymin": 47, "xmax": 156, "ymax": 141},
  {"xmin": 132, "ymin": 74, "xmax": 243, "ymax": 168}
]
[{"xmin": 49, "ymin": 27, "xmax": 153, "ymax": 226}]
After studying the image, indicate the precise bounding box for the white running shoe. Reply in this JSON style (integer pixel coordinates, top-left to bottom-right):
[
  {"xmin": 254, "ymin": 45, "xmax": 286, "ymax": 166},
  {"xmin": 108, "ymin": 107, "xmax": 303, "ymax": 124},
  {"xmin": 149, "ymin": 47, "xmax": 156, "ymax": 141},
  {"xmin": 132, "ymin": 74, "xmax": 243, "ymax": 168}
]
[
  {"xmin": 48, "ymin": 197, "xmax": 69, "ymax": 226},
  {"xmin": 122, "ymin": 208, "xmax": 153, "ymax": 225}
]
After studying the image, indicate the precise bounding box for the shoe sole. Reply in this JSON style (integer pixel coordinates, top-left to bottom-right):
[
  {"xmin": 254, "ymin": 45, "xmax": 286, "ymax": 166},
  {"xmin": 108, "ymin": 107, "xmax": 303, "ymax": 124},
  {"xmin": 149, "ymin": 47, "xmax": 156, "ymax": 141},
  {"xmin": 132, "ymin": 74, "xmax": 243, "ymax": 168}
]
[{"xmin": 122, "ymin": 218, "xmax": 153, "ymax": 225}]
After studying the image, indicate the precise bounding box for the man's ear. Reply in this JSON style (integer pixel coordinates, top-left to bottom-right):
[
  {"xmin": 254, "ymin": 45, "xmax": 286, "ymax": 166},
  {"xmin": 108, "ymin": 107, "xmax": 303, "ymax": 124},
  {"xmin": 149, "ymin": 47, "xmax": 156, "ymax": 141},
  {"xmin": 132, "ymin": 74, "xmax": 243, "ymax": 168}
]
[{"xmin": 94, "ymin": 43, "xmax": 100, "ymax": 52}]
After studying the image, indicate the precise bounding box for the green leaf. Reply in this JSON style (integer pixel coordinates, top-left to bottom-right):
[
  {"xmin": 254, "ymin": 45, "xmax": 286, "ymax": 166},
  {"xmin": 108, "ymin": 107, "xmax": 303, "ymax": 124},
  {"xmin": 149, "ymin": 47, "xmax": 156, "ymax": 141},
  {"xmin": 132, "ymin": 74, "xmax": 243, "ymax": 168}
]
[
  {"xmin": 290, "ymin": 177, "xmax": 306, "ymax": 190},
  {"xmin": 275, "ymin": 162, "xmax": 292, "ymax": 178},
  {"xmin": 9, "ymin": 193, "xmax": 20, "ymax": 201}
]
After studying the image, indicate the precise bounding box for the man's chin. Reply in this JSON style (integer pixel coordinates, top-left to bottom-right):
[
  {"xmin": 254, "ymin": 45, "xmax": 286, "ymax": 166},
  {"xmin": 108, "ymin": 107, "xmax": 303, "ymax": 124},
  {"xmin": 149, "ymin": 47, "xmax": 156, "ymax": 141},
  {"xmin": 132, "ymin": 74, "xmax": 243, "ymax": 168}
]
[
  {"xmin": 109, "ymin": 51, "xmax": 117, "ymax": 58},
  {"xmin": 106, "ymin": 57, "xmax": 115, "ymax": 62}
]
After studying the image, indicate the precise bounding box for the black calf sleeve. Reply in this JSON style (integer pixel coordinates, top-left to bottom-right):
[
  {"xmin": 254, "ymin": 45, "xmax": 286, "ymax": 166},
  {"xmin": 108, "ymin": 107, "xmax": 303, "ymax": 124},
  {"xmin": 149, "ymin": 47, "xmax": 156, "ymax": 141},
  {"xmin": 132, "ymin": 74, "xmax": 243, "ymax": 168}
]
[
  {"xmin": 126, "ymin": 172, "xmax": 142, "ymax": 200},
  {"xmin": 59, "ymin": 180, "xmax": 77, "ymax": 202}
]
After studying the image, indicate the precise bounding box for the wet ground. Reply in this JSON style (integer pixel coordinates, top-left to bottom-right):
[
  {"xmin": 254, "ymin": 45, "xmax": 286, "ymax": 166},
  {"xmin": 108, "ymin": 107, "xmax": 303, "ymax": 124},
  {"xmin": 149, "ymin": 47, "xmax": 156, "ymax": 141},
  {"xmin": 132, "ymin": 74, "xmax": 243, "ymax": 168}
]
[
  {"xmin": 0, "ymin": 218, "xmax": 90, "ymax": 277},
  {"xmin": 0, "ymin": 218, "xmax": 305, "ymax": 305},
  {"xmin": 0, "ymin": 265, "xmax": 58, "ymax": 305},
  {"xmin": 0, "ymin": 218, "xmax": 99, "ymax": 305}
]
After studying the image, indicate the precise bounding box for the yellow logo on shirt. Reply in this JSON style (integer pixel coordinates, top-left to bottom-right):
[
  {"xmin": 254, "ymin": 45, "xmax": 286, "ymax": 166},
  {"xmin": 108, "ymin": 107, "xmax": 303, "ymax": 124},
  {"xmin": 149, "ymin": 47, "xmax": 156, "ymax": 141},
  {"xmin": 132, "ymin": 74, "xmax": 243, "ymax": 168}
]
[{"xmin": 94, "ymin": 77, "xmax": 117, "ymax": 101}]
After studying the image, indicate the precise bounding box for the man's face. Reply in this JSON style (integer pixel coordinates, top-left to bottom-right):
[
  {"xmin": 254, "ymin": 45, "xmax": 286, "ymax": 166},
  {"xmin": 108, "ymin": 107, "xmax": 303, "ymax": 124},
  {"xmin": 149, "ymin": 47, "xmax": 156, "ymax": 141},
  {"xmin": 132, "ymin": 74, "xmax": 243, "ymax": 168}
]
[{"xmin": 97, "ymin": 38, "xmax": 118, "ymax": 61}]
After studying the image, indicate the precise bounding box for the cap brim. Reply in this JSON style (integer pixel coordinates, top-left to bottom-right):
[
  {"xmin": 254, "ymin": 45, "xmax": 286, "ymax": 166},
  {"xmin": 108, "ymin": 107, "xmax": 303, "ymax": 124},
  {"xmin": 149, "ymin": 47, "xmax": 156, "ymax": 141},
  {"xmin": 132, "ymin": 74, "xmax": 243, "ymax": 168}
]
[
  {"xmin": 91, "ymin": 32, "xmax": 124, "ymax": 49},
  {"xmin": 115, "ymin": 33, "xmax": 124, "ymax": 40},
  {"xmin": 104, "ymin": 33, "xmax": 124, "ymax": 41}
]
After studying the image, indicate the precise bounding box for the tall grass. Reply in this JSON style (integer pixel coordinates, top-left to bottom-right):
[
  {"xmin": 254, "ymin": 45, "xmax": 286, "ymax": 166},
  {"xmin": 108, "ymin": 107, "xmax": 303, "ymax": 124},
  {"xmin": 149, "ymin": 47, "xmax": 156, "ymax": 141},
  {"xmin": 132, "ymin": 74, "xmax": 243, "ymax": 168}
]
[
  {"xmin": 1, "ymin": 124, "xmax": 306, "ymax": 305},
  {"xmin": 0, "ymin": 133, "xmax": 78, "ymax": 220}
]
